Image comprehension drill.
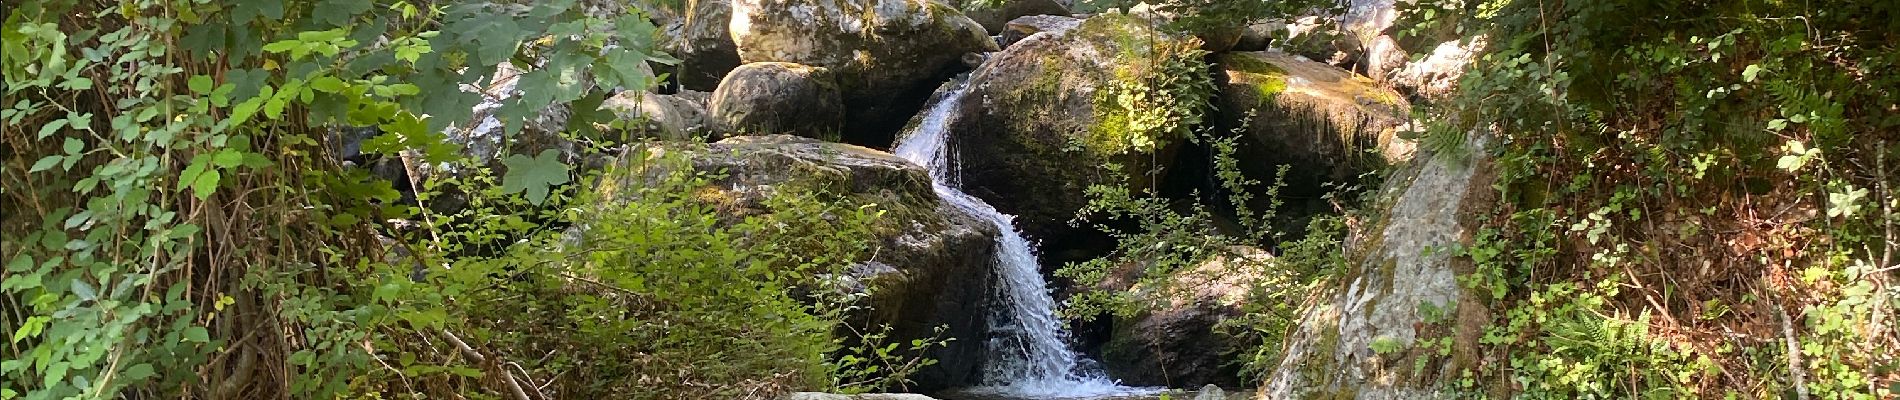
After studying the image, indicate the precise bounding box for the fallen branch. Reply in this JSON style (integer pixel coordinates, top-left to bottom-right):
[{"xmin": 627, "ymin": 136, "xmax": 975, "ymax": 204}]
[
  {"xmin": 441, "ymin": 329, "xmax": 535, "ymax": 400},
  {"xmin": 1775, "ymin": 305, "xmax": 1809, "ymax": 400}
]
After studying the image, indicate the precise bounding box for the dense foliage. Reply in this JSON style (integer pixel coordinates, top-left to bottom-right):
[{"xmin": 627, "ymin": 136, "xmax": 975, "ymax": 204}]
[
  {"xmin": 1, "ymin": 0, "xmax": 918, "ymax": 398},
  {"xmin": 1416, "ymin": 0, "xmax": 1899, "ymax": 397}
]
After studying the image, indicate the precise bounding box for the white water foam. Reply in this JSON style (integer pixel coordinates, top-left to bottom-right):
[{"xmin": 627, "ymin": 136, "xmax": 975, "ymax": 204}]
[{"xmin": 892, "ymin": 77, "xmax": 1157, "ymax": 399}]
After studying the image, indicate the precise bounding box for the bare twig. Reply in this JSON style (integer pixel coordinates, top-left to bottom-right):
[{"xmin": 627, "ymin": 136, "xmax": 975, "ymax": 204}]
[
  {"xmin": 441, "ymin": 329, "xmax": 533, "ymax": 400},
  {"xmin": 1775, "ymin": 305, "xmax": 1809, "ymax": 400}
]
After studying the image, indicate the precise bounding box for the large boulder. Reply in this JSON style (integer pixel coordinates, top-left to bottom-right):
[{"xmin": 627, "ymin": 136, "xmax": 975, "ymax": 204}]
[
  {"xmin": 997, "ymin": 15, "xmax": 1082, "ymax": 48},
  {"xmin": 931, "ymin": 12, "xmax": 1208, "ymax": 241},
  {"xmin": 1258, "ymin": 132, "xmax": 1495, "ymax": 399},
  {"xmin": 1128, "ymin": 1, "xmax": 1243, "ymax": 52},
  {"xmin": 1100, "ymin": 247, "xmax": 1270, "ymax": 388},
  {"xmin": 1386, "ymin": 37, "xmax": 1484, "ymax": 99},
  {"xmin": 1339, "ymin": 0, "xmax": 1404, "ymax": 79},
  {"xmin": 944, "ymin": 0, "xmax": 1070, "ymax": 34},
  {"xmin": 656, "ymin": 0, "xmax": 743, "ymax": 91},
  {"xmin": 729, "ymin": 0, "xmax": 999, "ymax": 142},
  {"xmin": 1317, "ymin": 0, "xmax": 1468, "ymax": 87},
  {"xmin": 597, "ymin": 91, "xmax": 714, "ymax": 141},
  {"xmin": 1214, "ymin": 51, "xmax": 1412, "ymax": 195},
  {"xmin": 709, "ymin": 62, "xmax": 846, "ymax": 139},
  {"xmin": 603, "ymin": 135, "xmax": 1001, "ymax": 390}
]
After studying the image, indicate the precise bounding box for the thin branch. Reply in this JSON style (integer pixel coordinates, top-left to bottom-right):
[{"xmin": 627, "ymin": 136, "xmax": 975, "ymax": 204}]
[{"xmin": 440, "ymin": 329, "xmax": 533, "ymax": 400}]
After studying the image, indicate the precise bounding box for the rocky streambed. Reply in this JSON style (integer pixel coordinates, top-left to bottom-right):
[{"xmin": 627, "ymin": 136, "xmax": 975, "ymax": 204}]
[{"xmin": 349, "ymin": 0, "xmax": 1490, "ymax": 396}]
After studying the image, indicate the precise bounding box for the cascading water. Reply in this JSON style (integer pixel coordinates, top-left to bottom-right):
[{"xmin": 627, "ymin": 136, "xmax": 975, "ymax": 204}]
[{"xmin": 893, "ymin": 77, "xmax": 1153, "ymax": 399}]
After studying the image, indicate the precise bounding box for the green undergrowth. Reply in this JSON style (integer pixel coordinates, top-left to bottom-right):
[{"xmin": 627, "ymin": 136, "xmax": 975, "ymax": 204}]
[
  {"xmin": 1411, "ymin": 0, "xmax": 1900, "ymax": 397},
  {"xmin": 1, "ymin": 0, "xmax": 932, "ymax": 398}
]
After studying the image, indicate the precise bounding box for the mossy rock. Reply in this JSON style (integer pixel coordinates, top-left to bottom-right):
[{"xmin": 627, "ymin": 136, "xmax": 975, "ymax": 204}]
[
  {"xmin": 1097, "ymin": 246, "xmax": 1267, "ymax": 387},
  {"xmin": 709, "ymin": 62, "xmax": 846, "ymax": 140},
  {"xmin": 1214, "ymin": 51, "xmax": 1412, "ymax": 197},
  {"xmin": 1257, "ymin": 132, "xmax": 1498, "ymax": 400},
  {"xmin": 944, "ymin": 0, "xmax": 1070, "ymax": 34},
  {"xmin": 599, "ymin": 135, "xmax": 1002, "ymax": 390},
  {"xmin": 927, "ymin": 12, "xmax": 1209, "ymax": 240},
  {"xmin": 730, "ymin": 0, "xmax": 999, "ymax": 142}
]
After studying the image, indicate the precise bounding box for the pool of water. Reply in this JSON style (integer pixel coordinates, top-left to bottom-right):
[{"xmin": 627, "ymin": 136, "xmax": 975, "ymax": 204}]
[{"xmin": 933, "ymin": 387, "xmax": 1251, "ymax": 400}]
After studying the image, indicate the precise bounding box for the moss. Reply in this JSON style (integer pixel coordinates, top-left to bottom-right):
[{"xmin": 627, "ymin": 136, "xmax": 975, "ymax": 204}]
[
  {"xmin": 1222, "ymin": 53, "xmax": 1290, "ymax": 104},
  {"xmin": 1222, "ymin": 52, "xmax": 1287, "ymax": 76}
]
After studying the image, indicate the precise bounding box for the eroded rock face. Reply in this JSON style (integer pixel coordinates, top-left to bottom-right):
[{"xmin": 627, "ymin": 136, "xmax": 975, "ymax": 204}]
[
  {"xmin": 709, "ymin": 62, "xmax": 846, "ymax": 139},
  {"xmin": 656, "ymin": 0, "xmax": 742, "ymax": 91},
  {"xmin": 1215, "ymin": 51, "xmax": 1412, "ymax": 195},
  {"xmin": 729, "ymin": 0, "xmax": 998, "ymax": 141},
  {"xmin": 604, "ymin": 135, "xmax": 1000, "ymax": 390},
  {"xmin": 931, "ymin": 12, "xmax": 1206, "ymax": 240},
  {"xmin": 1258, "ymin": 133, "xmax": 1495, "ymax": 400},
  {"xmin": 1100, "ymin": 247, "xmax": 1270, "ymax": 388}
]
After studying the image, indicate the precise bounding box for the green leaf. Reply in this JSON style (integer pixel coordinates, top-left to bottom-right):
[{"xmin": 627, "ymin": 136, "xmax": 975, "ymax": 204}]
[
  {"xmin": 37, "ymin": 119, "xmax": 67, "ymax": 139},
  {"xmin": 1828, "ymin": 187, "xmax": 1868, "ymax": 218},
  {"xmin": 120, "ymin": 364, "xmax": 155, "ymax": 381},
  {"xmin": 190, "ymin": 170, "xmax": 222, "ymax": 199},
  {"xmin": 455, "ymin": 14, "xmax": 526, "ymax": 66},
  {"xmin": 262, "ymin": 39, "xmax": 300, "ymax": 54},
  {"xmin": 178, "ymin": 160, "xmax": 207, "ymax": 192},
  {"xmin": 1741, "ymin": 64, "xmax": 1762, "ymax": 82},
  {"xmin": 182, "ymin": 326, "xmax": 210, "ymax": 343},
  {"xmin": 309, "ymin": 76, "xmax": 346, "ymax": 93},
  {"xmin": 59, "ymin": 76, "xmax": 92, "ymax": 90},
  {"xmin": 499, "ymin": 149, "xmax": 571, "ymax": 205},
  {"xmin": 212, "ymin": 150, "xmax": 245, "ymax": 168},
  {"xmin": 71, "ymin": 280, "xmax": 96, "ymax": 301},
  {"xmin": 189, "ymin": 75, "xmax": 214, "ymax": 94},
  {"xmin": 30, "ymin": 156, "xmax": 62, "ymax": 172}
]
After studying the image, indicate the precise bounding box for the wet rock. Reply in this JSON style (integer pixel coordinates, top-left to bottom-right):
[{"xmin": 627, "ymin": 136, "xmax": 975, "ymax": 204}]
[
  {"xmin": 729, "ymin": 0, "xmax": 998, "ymax": 142},
  {"xmin": 1101, "ymin": 247, "xmax": 1268, "ymax": 388},
  {"xmin": 930, "ymin": 12, "xmax": 1206, "ymax": 240},
  {"xmin": 603, "ymin": 135, "xmax": 1000, "ymax": 389},
  {"xmin": 944, "ymin": 0, "xmax": 1070, "ymax": 34},
  {"xmin": 1192, "ymin": 384, "xmax": 1228, "ymax": 400},
  {"xmin": 1259, "ymin": 132, "xmax": 1496, "ymax": 400},
  {"xmin": 782, "ymin": 393, "xmax": 939, "ymax": 400},
  {"xmin": 709, "ymin": 62, "xmax": 846, "ymax": 139},
  {"xmin": 1214, "ymin": 51, "xmax": 1412, "ymax": 195}
]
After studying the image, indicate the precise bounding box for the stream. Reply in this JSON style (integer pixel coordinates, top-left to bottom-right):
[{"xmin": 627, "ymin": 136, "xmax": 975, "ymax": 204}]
[{"xmin": 891, "ymin": 77, "xmax": 1160, "ymax": 400}]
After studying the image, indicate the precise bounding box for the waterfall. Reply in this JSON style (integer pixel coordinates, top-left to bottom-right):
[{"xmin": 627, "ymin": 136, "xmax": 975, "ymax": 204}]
[{"xmin": 893, "ymin": 78, "xmax": 1149, "ymax": 399}]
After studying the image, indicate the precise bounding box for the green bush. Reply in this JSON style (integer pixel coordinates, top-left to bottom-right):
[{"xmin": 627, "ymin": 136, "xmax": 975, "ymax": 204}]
[
  {"xmin": 1, "ymin": 1, "xmax": 924, "ymax": 399},
  {"xmin": 1417, "ymin": 0, "xmax": 1899, "ymax": 397}
]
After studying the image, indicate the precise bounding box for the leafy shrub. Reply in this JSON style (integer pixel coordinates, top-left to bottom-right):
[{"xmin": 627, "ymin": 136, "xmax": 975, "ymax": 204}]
[
  {"xmin": 1, "ymin": 0, "xmax": 927, "ymax": 399},
  {"xmin": 1417, "ymin": 0, "xmax": 1900, "ymax": 397}
]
